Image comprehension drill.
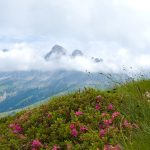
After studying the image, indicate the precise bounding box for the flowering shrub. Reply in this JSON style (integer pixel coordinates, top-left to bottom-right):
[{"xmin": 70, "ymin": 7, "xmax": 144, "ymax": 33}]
[
  {"xmin": 71, "ymin": 128, "xmax": 78, "ymax": 137},
  {"xmin": 0, "ymin": 84, "xmax": 147, "ymax": 149},
  {"xmin": 9, "ymin": 123, "xmax": 23, "ymax": 134},
  {"xmin": 80, "ymin": 125, "xmax": 88, "ymax": 132},
  {"xmin": 32, "ymin": 139, "xmax": 42, "ymax": 149},
  {"xmin": 75, "ymin": 111, "xmax": 83, "ymax": 116}
]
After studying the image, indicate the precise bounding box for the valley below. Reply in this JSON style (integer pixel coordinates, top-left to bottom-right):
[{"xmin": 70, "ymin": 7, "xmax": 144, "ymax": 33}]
[{"xmin": 0, "ymin": 70, "xmax": 128, "ymax": 114}]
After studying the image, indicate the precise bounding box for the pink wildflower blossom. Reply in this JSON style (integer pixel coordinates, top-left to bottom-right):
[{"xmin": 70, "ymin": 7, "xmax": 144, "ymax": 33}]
[
  {"xmin": 32, "ymin": 139, "xmax": 42, "ymax": 148},
  {"xmin": 70, "ymin": 123, "xmax": 75, "ymax": 130},
  {"xmin": 112, "ymin": 112, "xmax": 120, "ymax": 119},
  {"xmin": 107, "ymin": 104, "xmax": 113, "ymax": 110},
  {"xmin": 71, "ymin": 128, "xmax": 78, "ymax": 137},
  {"xmin": 9, "ymin": 124, "xmax": 15, "ymax": 128},
  {"xmin": 9, "ymin": 123, "xmax": 23, "ymax": 134},
  {"xmin": 104, "ymin": 119, "xmax": 112, "ymax": 126},
  {"xmin": 99, "ymin": 129, "xmax": 106, "ymax": 137},
  {"xmin": 123, "ymin": 120, "xmax": 132, "ymax": 128},
  {"xmin": 80, "ymin": 126, "xmax": 88, "ymax": 132},
  {"xmin": 75, "ymin": 111, "xmax": 83, "ymax": 116},
  {"xmin": 95, "ymin": 104, "xmax": 101, "ymax": 110},
  {"xmin": 101, "ymin": 112, "xmax": 109, "ymax": 117}
]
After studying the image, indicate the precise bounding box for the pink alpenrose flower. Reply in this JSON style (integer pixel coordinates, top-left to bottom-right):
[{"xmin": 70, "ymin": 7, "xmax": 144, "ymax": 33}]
[
  {"xmin": 123, "ymin": 120, "xmax": 132, "ymax": 128},
  {"xmin": 111, "ymin": 112, "xmax": 120, "ymax": 120},
  {"xmin": 32, "ymin": 139, "xmax": 42, "ymax": 148},
  {"xmin": 107, "ymin": 104, "xmax": 113, "ymax": 110},
  {"xmin": 80, "ymin": 126, "xmax": 88, "ymax": 132},
  {"xmin": 9, "ymin": 123, "xmax": 23, "ymax": 134},
  {"xmin": 101, "ymin": 112, "xmax": 109, "ymax": 117},
  {"xmin": 71, "ymin": 128, "xmax": 78, "ymax": 137},
  {"xmin": 99, "ymin": 129, "xmax": 106, "ymax": 137},
  {"xmin": 104, "ymin": 119, "xmax": 112, "ymax": 126},
  {"xmin": 95, "ymin": 104, "xmax": 101, "ymax": 110},
  {"xmin": 70, "ymin": 123, "xmax": 75, "ymax": 130},
  {"xmin": 75, "ymin": 111, "xmax": 83, "ymax": 116}
]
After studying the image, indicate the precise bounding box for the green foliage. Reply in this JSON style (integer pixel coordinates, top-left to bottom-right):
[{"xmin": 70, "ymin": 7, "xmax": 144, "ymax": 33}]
[{"xmin": 0, "ymin": 80, "xmax": 150, "ymax": 150}]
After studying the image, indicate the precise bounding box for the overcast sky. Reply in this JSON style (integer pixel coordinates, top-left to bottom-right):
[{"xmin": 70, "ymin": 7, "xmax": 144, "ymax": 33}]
[{"xmin": 0, "ymin": 0, "xmax": 150, "ymax": 72}]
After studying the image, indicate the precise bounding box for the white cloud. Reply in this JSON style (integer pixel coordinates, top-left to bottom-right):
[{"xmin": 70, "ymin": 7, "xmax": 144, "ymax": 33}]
[
  {"xmin": 0, "ymin": 0, "xmax": 150, "ymax": 73},
  {"xmin": 0, "ymin": 43, "xmax": 149, "ymax": 73}
]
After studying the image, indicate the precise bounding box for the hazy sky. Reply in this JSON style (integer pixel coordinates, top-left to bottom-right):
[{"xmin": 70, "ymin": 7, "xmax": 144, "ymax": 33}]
[{"xmin": 0, "ymin": 0, "xmax": 150, "ymax": 72}]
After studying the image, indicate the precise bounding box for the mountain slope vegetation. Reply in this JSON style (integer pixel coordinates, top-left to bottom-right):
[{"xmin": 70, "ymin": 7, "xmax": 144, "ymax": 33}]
[{"xmin": 0, "ymin": 80, "xmax": 150, "ymax": 150}]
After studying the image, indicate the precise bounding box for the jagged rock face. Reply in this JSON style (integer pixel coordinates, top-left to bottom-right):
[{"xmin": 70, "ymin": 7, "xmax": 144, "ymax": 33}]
[
  {"xmin": 45, "ymin": 45, "xmax": 66, "ymax": 60},
  {"xmin": 91, "ymin": 57, "xmax": 103, "ymax": 63},
  {"xmin": 71, "ymin": 50, "xmax": 84, "ymax": 57}
]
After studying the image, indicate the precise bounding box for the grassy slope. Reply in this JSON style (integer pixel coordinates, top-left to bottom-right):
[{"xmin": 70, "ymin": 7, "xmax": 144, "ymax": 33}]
[{"xmin": 0, "ymin": 80, "xmax": 150, "ymax": 150}]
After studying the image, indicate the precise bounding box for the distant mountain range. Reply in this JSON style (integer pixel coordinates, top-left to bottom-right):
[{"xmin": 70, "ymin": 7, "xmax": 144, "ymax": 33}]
[
  {"xmin": 44, "ymin": 44, "xmax": 103, "ymax": 63},
  {"xmin": 1, "ymin": 44, "xmax": 148, "ymax": 114},
  {"xmin": 0, "ymin": 70, "xmax": 129, "ymax": 113},
  {"xmin": 0, "ymin": 44, "xmax": 135, "ymax": 114},
  {"xmin": 0, "ymin": 44, "xmax": 104, "ymax": 64}
]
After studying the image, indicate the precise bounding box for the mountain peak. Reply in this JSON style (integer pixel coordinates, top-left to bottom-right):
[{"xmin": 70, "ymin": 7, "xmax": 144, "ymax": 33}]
[
  {"xmin": 91, "ymin": 57, "xmax": 103, "ymax": 63},
  {"xmin": 71, "ymin": 49, "xmax": 84, "ymax": 57},
  {"xmin": 1, "ymin": 49, "xmax": 9, "ymax": 52},
  {"xmin": 45, "ymin": 45, "xmax": 66, "ymax": 60}
]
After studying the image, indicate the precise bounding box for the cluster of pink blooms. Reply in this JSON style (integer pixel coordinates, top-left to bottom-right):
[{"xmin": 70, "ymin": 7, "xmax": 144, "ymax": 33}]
[
  {"xmin": 111, "ymin": 112, "xmax": 120, "ymax": 120},
  {"xmin": 99, "ymin": 129, "xmax": 106, "ymax": 137},
  {"xmin": 75, "ymin": 111, "xmax": 83, "ymax": 116},
  {"xmin": 70, "ymin": 123, "xmax": 88, "ymax": 137},
  {"xmin": 102, "ymin": 111, "xmax": 120, "ymax": 127},
  {"xmin": 9, "ymin": 123, "xmax": 23, "ymax": 134},
  {"xmin": 95, "ymin": 103, "xmax": 101, "ymax": 110},
  {"xmin": 80, "ymin": 126, "xmax": 88, "ymax": 132},
  {"xmin": 107, "ymin": 104, "xmax": 114, "ymax": 110},
  {"xmin": 31, "ymin": 139, "xmax": 42, "ymax": 149},
  {"xmin": 103, "ymin": 119, "xmax": 112, "ymax": 126},
  {"xmin": 94, "ymin": 98, "xmax": 122, "ymax": 140},
  {"xmin": 101, "ymin": 113, "xmax": 109, "ymax": 117},
  {"xmin": 8, "ymin": 95, "xmax": 135, "ymax": 150},
  {"xmin": 70, "ymin": 123, "xmax": 78, "ymax": 137},
  {"xmin": 99, "ymin": 112, "xmax": 121, "ymax": 138},
  {"xmin": 71, "ymin": 128, "xmax": 78, "ymax": 137},
  {"xmin": 70, "ymin": 123, "xmax": 76, "ymax": 130}
]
